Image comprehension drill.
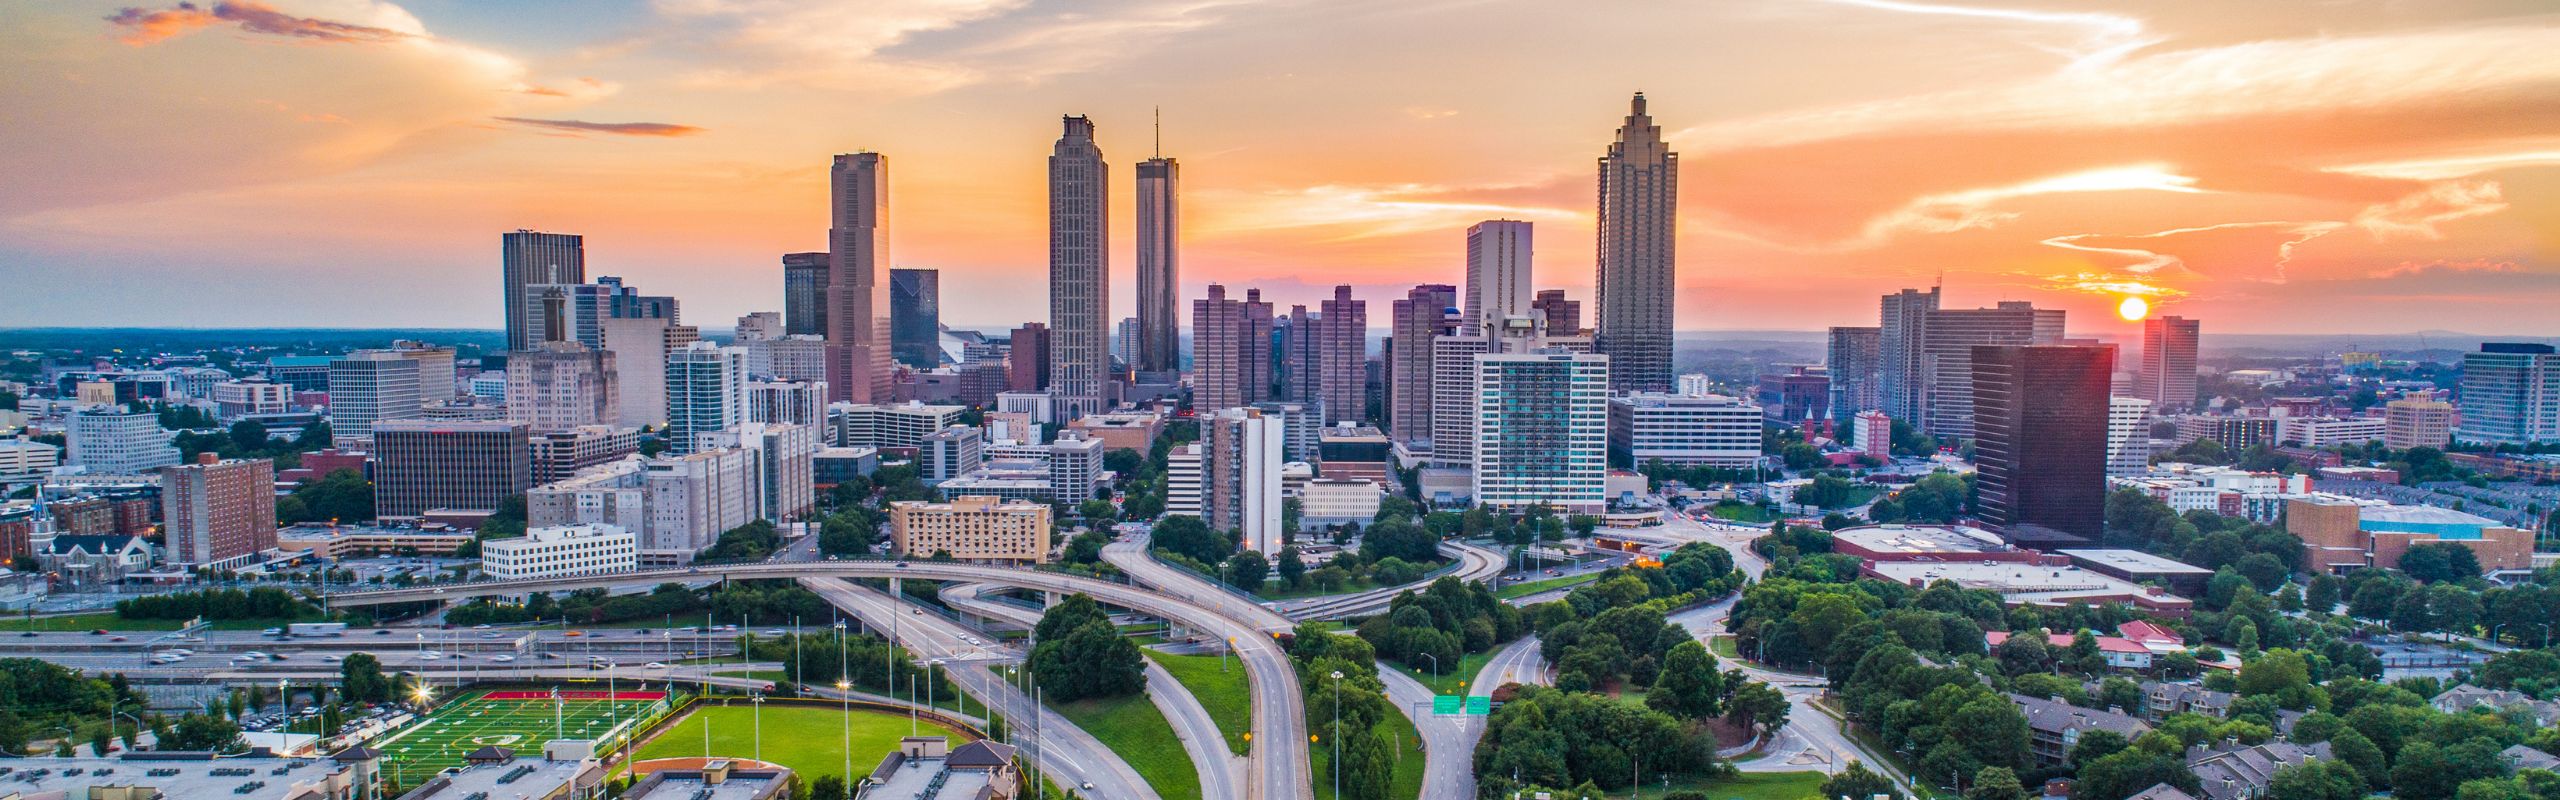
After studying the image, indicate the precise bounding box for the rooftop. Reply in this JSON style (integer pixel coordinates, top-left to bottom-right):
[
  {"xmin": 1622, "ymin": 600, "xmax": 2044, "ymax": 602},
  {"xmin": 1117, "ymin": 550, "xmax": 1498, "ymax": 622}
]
[
  {"xmin": 0, "ymin": 751, "xmax": 362, "ymax": 800},
  {"xmin": 1867, "ymin": 561, "xmax": 2190, "ymax": 610},
  {"xmin": 1832, "ymin": 524, "xmax": 2012, "ymax": 556},
  {"xmin": 2056, "ymin": 549, "xmax": 2215, "ymax": 576}
]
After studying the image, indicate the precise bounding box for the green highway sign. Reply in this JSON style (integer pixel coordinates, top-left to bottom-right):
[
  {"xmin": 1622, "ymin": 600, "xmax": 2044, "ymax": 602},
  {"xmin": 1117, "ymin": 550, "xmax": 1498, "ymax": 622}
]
[
  {"xmin": 1433, "ymin": 695, "xmax": 1461, "ymax": 714},
  {"xmin": 1465, "ymin": 696, "xmax": 1491, "ymax": 715}
]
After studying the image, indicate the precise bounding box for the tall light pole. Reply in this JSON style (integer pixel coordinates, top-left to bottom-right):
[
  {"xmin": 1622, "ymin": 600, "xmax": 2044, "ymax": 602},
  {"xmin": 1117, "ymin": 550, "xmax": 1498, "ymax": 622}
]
[
  {"xmin": 836, "ymin": 678, "xmax": 852, "ymax": 789},
  {"xmin": 1330, "ymin": 669, "xmax": 1344, "ymax": 800},
  {"xmin": 751, "ymin": 693, "xmax": 763, "ymax": 765}
]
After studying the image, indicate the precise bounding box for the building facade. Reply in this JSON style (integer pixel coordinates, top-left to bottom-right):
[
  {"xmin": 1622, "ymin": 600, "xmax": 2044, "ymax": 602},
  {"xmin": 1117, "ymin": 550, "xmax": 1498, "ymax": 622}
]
[
  {"xmin": 1204, "ymin": 407, "xmax": 1285, "ymax": 554},
  {"xmin": 1923, "ymin": 302, "xmax": 2066, "ymax": 438},
  {"xmin": 1593, "ymin": 93, "xmax": 1677, "ymax": 394},
  {"xmin": 327, "ymin": 351, "xmax": 423, "ymax": 443},
  {"xmin": 1134, "ymin": 155, "xmax": 1181, "ymax": 378},
  {"xmin": 2459, "ymin": 343, "xmax": 2559, "ymax": 445},
  {"xmin": 371, "ymin": 420, "xmax": 532, "ymax": 519},
  {"xmin": 2107, "ymin": 397, "xmax": 2155, "ymax": 477},
  {"xmin": 1387, "ymin": 284, "xmax": 1459, "ymax": 445},
  {"xmin": 664, "ymin": 343, "xmax": 747, "ymax": 455},
  {"xmin": 1826, "ymin": 326, "xmax": 1882, "ymax": 425},
  {"xmin": 782, "ymin": 251, "xmax": 830, "ymax": 336},
  {"xmin": 2385, "ymin": 397, "xmax": 2456, "ymax": 449},
  {"xmin": 890, "ymin": 496, "xmax": 1053, "ymax": 563},
  {"xmin": 162, "ymin": 454, "xmax": 277, "ymax": 569},
  {"xmin": 1048, "ymin": 116, "xmax": 1111, "ymax": 420},
  {"xmin": 1476, "ymin": 351, "xmax": 1610, "ymax": 513},
  {"xmin": 1973, "ymin": 344, "xmax": 2113, "ymax": 547},
  {"xmin": 1607, "ymin": 392, "xmax": 1763, "ymax": 468},
  {"xmin": 481, "ymin": 523, "xmax": 637, "ymax": 579},
  {"xmin": 2137, "ymin": 316, "xmax": 2200, "ymax": 413},
  {"xmin": 1191, "ymin": 284, "xmax": 1274, "ymax": 413},
  {"xmin": 1464, "ymin": 220, "xmax": 1533, "ymax": 329},
  {"xmin": 827, "ymin": 152, "xmax": 896, "ymax": 405},
  {"xmin": 66, "ymin": 406, "xmax": 180, "ymax": 475},
  {"xmin": 506, "ymin": 342, "xmax": 619, "ymax": 433},
  {"xmin": 529, "ymin": 425, "xmax": 641, "ymax": 485},
  {"xmin": 890, "ymin": 268, "xmax": 940, "ymax": 369},
  {"xmin": 1317, "ymin": 285, "xmax": 1368, "ymax": 425},
  {"xmin": 1877, "ymin": 286, "xmax": 1941, "ymax": 424},
  {"xmin": 501, "ymin": 230, "xmax": 585, "ymax": 352}
]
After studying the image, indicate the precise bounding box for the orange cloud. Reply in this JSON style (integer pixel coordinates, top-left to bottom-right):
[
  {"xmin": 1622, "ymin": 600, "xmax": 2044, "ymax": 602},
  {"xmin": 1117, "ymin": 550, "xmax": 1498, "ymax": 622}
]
[
  {"xmin": 493, "ymin": 117, "xmax": 708, "ymax": 138},
  {"xmin": 107, "ymin": 2, "xmax": 413, "ymax": 47}
]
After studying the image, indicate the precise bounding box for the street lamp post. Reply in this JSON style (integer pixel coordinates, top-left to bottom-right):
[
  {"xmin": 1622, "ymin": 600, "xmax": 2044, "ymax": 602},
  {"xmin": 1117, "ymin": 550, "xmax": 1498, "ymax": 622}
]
[
  {"xmin": 751, "ymin": 693, "xmax": 763, "ymax": 765},
  {"xmin": 1330, "ymin": 669, "xmax": 1344, "ymax": 800},
  {"xmin": 1416, "ymin": 652, "xmax": 1439, "ymax": 688},
  {"xmin": 836, "ymin": 678, "xmax": 852, "ymax": 788}
]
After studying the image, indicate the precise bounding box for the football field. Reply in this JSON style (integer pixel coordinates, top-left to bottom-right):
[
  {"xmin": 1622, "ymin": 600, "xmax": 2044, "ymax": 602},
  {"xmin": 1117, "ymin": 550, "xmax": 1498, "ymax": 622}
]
[{"xmin": 374, "ymin": 688, "xmax": 675, "ymax": 779}]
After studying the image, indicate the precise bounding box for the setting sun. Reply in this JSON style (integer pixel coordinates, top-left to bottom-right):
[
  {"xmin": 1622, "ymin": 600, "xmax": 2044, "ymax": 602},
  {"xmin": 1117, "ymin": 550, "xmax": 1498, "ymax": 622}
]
[{"xmin": 2117, "ymin": 296, "xmax": 2151, "ymax": 321}]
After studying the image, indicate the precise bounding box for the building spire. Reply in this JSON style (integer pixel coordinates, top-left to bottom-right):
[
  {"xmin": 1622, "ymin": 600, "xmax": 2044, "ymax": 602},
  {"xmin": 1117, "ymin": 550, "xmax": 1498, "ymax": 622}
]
[
  {"xmin": 1631, "ymin": 92, "xmax": 1646, "ymax": 117},
  {"xmin": 1153, "ymin": 106, "xmax": 1161, "ymax": 159}
]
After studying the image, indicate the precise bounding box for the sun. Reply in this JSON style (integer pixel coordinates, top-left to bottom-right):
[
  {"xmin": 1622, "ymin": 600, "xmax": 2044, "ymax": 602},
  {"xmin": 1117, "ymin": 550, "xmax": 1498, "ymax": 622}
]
[{"xmin": 2117, "ymin": 296, "xmax": 2151, "ymax": 322}]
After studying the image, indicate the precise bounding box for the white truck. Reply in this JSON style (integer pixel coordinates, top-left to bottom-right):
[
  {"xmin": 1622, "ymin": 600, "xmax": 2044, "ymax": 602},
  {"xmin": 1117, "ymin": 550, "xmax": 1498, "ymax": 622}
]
[{"xmin": 287, "ymin": 622, "xmax": 349, "ymax": 637}]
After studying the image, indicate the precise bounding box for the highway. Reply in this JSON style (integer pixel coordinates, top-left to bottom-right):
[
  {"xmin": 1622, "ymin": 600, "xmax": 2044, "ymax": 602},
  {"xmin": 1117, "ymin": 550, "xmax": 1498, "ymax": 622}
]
[
  {"xmin": 1378, "ymin": 666, "xmax": 1473, "ymax": 800},
  {"xmin": 939, "ymin": 581, "xmax": 1244, "ymax": 800},
  {"xmin": 1279, "ymin": 540, "xmax": 1508, "ymax": 621},
  {"xmin": 1100, "ymin": 538, "xmax": 1312, "ymax": 800},
  {"xmin": 797, "ymin": 577, "xmax": 1158, "ymax": 800}
]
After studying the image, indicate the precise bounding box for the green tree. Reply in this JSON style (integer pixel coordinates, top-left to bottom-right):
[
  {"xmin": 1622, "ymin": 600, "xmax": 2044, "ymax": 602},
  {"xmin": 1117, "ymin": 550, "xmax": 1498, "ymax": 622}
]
[
  {"xmin": 1646, "ymin": 641, "xmax": 1724, "ymax": 721},
  {"xmin": 2400, "ymin": 543, "xmax": 2482, "ymax": 583},
  {"xmin": 1225, "ymin": 550, "xmax": 1270, "ymax": 589},
  {"xmin": 163, "ymin": 713, "xmax": 243, "ymax": 752},
  {"xmin": 2072, "ymin": 750, "xmax": 2199, "ymax": 800},
  {"xmin": 1728, "ymin": 680, "xmax": 1791, "ymax": 736},
  {"xmin": 1277, "ymin": 545, "xmax": 1307, "ymax": 588},
  {"xmin": 2266, "ymin": 760, "xmax": 2367, "ymax": 800},
  {"xmin": 1968, "ymin": 767, "xmax": 2026, "ymax": 800},
  {"xmin": 1822, "ymin": 761, "xmax": 1900, "ymax": 800},
  {"xmin": 2071, "ymin": 729, "xmax": 2130, "ymax": 770},
  {"xmin": 339, "ymin": 652, "xmax": 390, "ymax": 704},
  {"xmin": 1029, "ymin": 596, "xmax": 1144, "ymax": 701},
  {"xmin": 808, "ymin": 775, "xmax": 848, "ymax": 800},
  {"xmin": 2390, "ymin": 739, "xmax": 2507, "ymax": 800},
  {"xmin": 1150, "ymin": 514, "xmax": 1233, "ymax": 565}
]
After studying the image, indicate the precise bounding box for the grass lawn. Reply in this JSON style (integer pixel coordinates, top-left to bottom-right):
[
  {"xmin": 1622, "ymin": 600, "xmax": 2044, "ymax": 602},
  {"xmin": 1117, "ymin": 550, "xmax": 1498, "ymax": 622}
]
[
  {"xmin": 1494, "ymin": 573, "xmax": 1600, "ymax": 599},
  {"xmin": 631, "ymin": 703, "xmax": 954, "ymax": 784},
  {"xmin": 1311, "ymin": 711, "xmax": 1428, "ymax": 800},
  {"xmin": 1050, "ymin": 693, "xmax": 1203, "ymax": 800},
  {"xmin": 1388, "ymin": 651, "xmax": 1496, "ymax": 697},
  {"xmin": 1707, "ymin": 502, "xmax": 1776, "ymax": 524},
  {"xmin": 0, "ymin": 612, "xmax": 322, "ymax": 632},
  {"xmin": 1710, "ymin": 635, "xmax": 1742, "ymax": 660},
  {"xmin": 1607, "ymin": 770, "xmax": 1827, "ymax": 800},
  {"xmin": 1145, "ymin": 650, "xmax": 1252, "ymax": 755}
]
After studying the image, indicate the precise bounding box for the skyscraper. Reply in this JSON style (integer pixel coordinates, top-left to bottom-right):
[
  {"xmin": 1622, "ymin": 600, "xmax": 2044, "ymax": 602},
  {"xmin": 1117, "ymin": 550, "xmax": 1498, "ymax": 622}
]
[
  {"xmin": 1826, "ymin": 326, "xmax": 1882, "ymax": 425},
  {"xmin": 501, "ymin": 230, "xmax": 584, "ymax": 352},
  {"xmin": 327, "ymin": 350, "xmax": 422, "ymax": 443},
  {"xmin": 1387, "ymin": 284, "xmax": 1459, "ymax": 444},
  {"xmin": 1048, "ymin": 116, "xmax": 1111, "ymax": 420},
  {"xmin": 665, "ymin": 342, "xmax": 748, "ymax": 456},
  {"xmin": 1279, "ymin": 308, "xmax": 1318, "ymax": 405},
  {"xmin": 890, "ymin": 268, "xmax": 940, "ymax": 369},
  {"xmin": 1135, "ymin": 152, "xmax": 1181, "ymax": 378},
  {"xmin": 782, "ymin": 252, "xmax": 830, "ymax": 336},
  {"xmin": 600, "ymin": 315, "xmax": 691, "ymax": 428},
  {"xmin": 1464, "ymin": 220, "xmax": 1533, "ymax": 330},
  {"xmin": 2458, "ymin": 343, "xmax": 2560, "ymax": 445},
  {"xmin": 827, "ymin": 152, "xmax": 894, "ymax": 405},
  {"xmin": 2106, "ymin": 396, "xmax": 2153, "ymax": 477},
  {"xmin": 1204, "ymin": 407, "xmax": 1285, "ymax": 555},
  {"xmin": 1474, "ymin": 351, "xmax": 1610, "ymax": 513},
  {"xmin": 1972, "ymin": 344, "xmax": 2113, "ymax": 546},
  {"xmin": 1319, "ymin": 285, "xmax": 1368, "ymax": 424},
  {"xmin": 1533, "ymin": 289, "xmax": 1581, "ymax": 337},
  {"xmin": 1595, "ymin": 93, "xmax": 1678, "ymax": 394},
  {"xmin": 1877, "ymin": 286, "xmax": 1940, "ymax": 424},
  {"xmin": 1008, "ymin": 323, "xmax": 1050, "ymax": 393},
  {"xmin": 1191, "ymin": 284, "xmax": 1273, "ymax": 413},
  {"xmin": 2137, "ymin": 316, "xmax": 2200, "ymax": 414},
  {"xmin": 1922, "ymin": 302, "xmax": 2064, "ymax": 438}
]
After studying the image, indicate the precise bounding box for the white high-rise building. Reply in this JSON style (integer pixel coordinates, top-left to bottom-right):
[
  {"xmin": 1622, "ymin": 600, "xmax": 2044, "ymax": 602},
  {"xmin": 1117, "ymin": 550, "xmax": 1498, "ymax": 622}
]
[
  {"xmin": 664, "ymin": 343, "xmax": 747, "ymax": 455},
  {"xmin": 2107, "ymin": 397, "xmax": 2154, "ymax": 477},
  {"xmin": 746, "ymin": 335, "xmax": 830, "ymax": 383},
  {"xmin": 601, "ymin": 315, "xmax": 688, "ymax": 428},
  {"xmin": 1606, "ymin": 392, "xmax": 1762, "ymax": 468},
  {"xmin": 1204, "ymin": 408, "xmax": 1285, "ymax": 554},
  {"xmin": 1463, "ymin": 220, "xmax": 1533, "ymax": 330},
  {"xmin": 1476, "ymin": 352, "xmax": 1611, "ymax": 513},
  {"xmin": 1164, "ymin": 443, "xmax": 1203, "ymax": 517},
  {"xmin": 327, "ymin": 350, "xmax": 422, "ymax": 443},
  {"xmin": 698, "ymin": 422, "xmax": 819, "ymax": 523},
  {"xmin": 1430, "ymin": 319, "xmax": 1592, "ymax": 469},
  {"xmin": 746, "ymin": 380, "xmax": 828, "ymax": 427},
  {"xmin": 527, "ymin": 447, "xmax": 759, "ymax": 564},
  {"xmin": 921, "ymin": 426, "xmax": 986, "ymax": 486},
  {"xmin": 833, "ymin": 402, "xmax": 965, "ymax": 449},
  {"xmin": 1048, "ymin": 116, "xmax": 1111, "ymax": 420},
  {"xmin": 1676, "ymin": 374, "xmax": 1712, "ymax": 397}
]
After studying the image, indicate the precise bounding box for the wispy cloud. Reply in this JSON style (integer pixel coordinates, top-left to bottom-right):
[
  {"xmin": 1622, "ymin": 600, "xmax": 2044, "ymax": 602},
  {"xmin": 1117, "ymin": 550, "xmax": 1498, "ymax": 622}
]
[
  {"xmin": 107, "ymin": 1, "xmax": 413, "ymax": 46},
  {"xmin": 1815, "ymin": 0, "xmax": 2155, "ymax": 69},
  {"xmin": 2369, "ymin": 258, "xmax": 2521, "ymax": 280},
  {"xmin": 494, "ymin": 117, "xmax": 707, "ymax": 137}
]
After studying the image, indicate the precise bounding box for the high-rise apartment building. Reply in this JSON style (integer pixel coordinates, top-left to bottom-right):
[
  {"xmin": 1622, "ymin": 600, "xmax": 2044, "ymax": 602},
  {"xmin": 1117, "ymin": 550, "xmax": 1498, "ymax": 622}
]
[
  {"xmin": 1972, "ymin": 344, "xmax": 2112, "ymax": 546},
  {"xmin": 1532, "ymin": 290, "xmax": 1581, "ymax": 337},
  {"xmin": 1204, "ymin": 407, "xmax": 1285, "ymax": 554},
  {"xmin": 161, "ymin": 454, "xmax": 276, "ymax": 569},
  {"xmin": 1475, "ymin": 351, "xmax": 1610, "ymax": 513},
  {"xmin": 2385, "ymin": 397, "xmax": 2456, "ymax": 450},
  {"xmin": 890, "ymin": 268, "xmax": 940, "ymax": 369},
  {"xmin": 507, "ymin": 339, "xmax": 619, "ymax": 433},
  {"xmin": 371, "ymin": 420, "xmax": 532, "ymax": 518},
  {"xmin": 1922, "ymin": 302, "xmax": 2065, "ymax": 438},
  {"xmin": 2107, "ymin": 397, "xmax": 2154, "ymax": 477},
  {"xmin": 1430, "ymin": 318, "xmax": 1593, "ymax": 469},
  {"xmin": 2137, "ymin": 316, "xmax": 2200, "ymax": 413},
  {"xmin": 1318, "ymin": 285, "xmax": 1368, "ymax": 425},
  {"xmin": 600, "ymin": 315, "xmax": 691, "ymax": 428},
  {"xmin": 698, "ymin": 422, "xmax": 820, "ymax": 523},
  {"xmin": 1877, "ymin": 287, "xmax": 1941, "ymax": 424},
  {"xmin": 1008, "ymin": 323, "xmax": 1049, "ymax": 393},
  {"xmin": 2458, "ymin": 343, "xmax": 2560, "ymax": 445},
  {"xmin": 1387, "ymin": 284, "xmax": 1459, "ymax": 445},
  {"xmin": 501, "ymin": 230, "xmax": 584, "ymax": 352},
  {"xmin": 1191, "ymin": 284, "xmax": 1274, "ymax": 413},
  {"xmin": 1606, "ymin": 392, "xmax": 1761, "ymax": 468},
  {"xmin": 66, "ymin": 406, "xmax": 180, "ymax": 475},
  {"xmin": 746, "ymin": 380, "xmax": 828, "ymax": 427},
  {"xmin": 1826, "ymin": 326, "xmax": 1882, "ymax": 424},
  {"xmin": 827, "ymin": 152, "xmax": 895, "ymax": 405},
  {"xmin": 1464, "ymin": 220, "xmax": 1533, "ymax": 329},
  {"xmin": 664, "ymin": 343, "xmax": 747, "ymax": 455},
  {"xmin": 1048, "ymin": 116, "xmax": 1111, "ymax": 420},
  {"xmin": 328, "ymin": 350, "xmax": 422, "ymax": 443},
  {"xmin": 1594, "ymin": 93, "xmax": 1678, "ymax": 394},
  {"xmin": 783, "ymin": 252, "xmax": 831, "ymax": 336},
  {"xmin": 1164, "ymin": 443, "xmax": 1203, "ymax": 516},
  {"xmin": 1134, "ymin": 154, "xmax": 1181, "ymax": 378},
  {"xmin": 528, "ymin": 425, "xmax": 640, "ymax": 484}
]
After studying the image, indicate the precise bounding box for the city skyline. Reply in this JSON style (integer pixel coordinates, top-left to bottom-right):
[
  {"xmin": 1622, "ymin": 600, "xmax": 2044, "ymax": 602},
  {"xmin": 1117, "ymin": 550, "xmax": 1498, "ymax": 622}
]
[{"xmin": 3, "ymin": 1, "xmax": 2555, "ymax": 334}]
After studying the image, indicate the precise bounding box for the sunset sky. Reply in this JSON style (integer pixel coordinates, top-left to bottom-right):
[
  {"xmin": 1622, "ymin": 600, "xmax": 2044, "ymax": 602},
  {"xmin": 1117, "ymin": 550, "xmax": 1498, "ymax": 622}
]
[{"xmin": 4, "ymin": 0, "xmax": 2556, "ymax": 335}]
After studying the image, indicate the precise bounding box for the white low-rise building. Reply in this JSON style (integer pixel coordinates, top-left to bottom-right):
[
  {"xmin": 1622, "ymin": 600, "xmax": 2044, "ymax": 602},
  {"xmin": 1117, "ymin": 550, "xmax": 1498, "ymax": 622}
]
[
  {"xmin": 1298, "ymin": 477, "xmax": 1383, "ymax": 528},
  {"xmin": 1606, "ymin": 392, "xmax": 1762, "ymax": 468},
  {"xmin": 481, "ymin": 523, "xmax": 638, "ymax": 579}
]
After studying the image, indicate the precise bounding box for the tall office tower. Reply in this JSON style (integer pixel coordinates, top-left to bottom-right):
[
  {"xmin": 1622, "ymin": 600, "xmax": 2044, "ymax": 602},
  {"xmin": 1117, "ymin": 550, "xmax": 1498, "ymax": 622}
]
[
  {"xmin": 827, "ymin": 152, "xmax": 895, "ymax": 405},
  {"xmin": 1877, "ymin": 287, "xmax": 1941, "ymax": 424},
  {"xmin": 1135, "ymin": 153, "xmax": 1181, "ymax": 378},
  {"xmin": 1826, "ymin": 326, "xmax": 1883, "ymax": 426},
  {"xmin": 1048, "ymin": 115, "xmax": 1111, "ymax": 420},
  {"xmin": 1191, "ymin": 284, "xmax": 1275, "ymax": 413},
  {"xmin": 371, "ymin": 420, "xmax": 532, "ymax": 518},
  {"xmin": 889, "ymin": 268, "xmax": 941, "ymax": 369},
  {"xmin": 2459, "ymin": 343, "xmax": 2560, "ymax": 445},
  {"xmin": 1595, "ymin": 93, "xmax": 1678, "ymax": 394},
  {"xmin": 1008, "ymin": 323, "xmax": 1050, "ymax": 392},
  {"xmin": 1280, "ymin": 308, "xmax": 1318, "ymax": 405},
  {"xmin": 1533, "ymin": 290, "xmax": 1582, "ymax": 337},
  {"xmin": 1431, "ymin": 319, "xmax": 1594, "ymax": 469},
  {"xmin": 735, "ymin": 312, "xmax": 785, "ymax": 342},
  {"xmin": 1204, "ymin": 407, "xmax": 1285, "ymax": 555},
  {"xmin": 1922, "ymin": 302, "xmax": 2064, "ymax": 438},
  {"xmin": 391, "ymin": 341, "xmax": 458, "ymax": 402},
  {"xmin": 664, "ymin": 342, "xmax": 748, "ymax": 455},
  {"xmin": 1474, "ymin": 351, "xmax": 1610, "ymax": 513},
  {"xmin": 328, "ymin": 350, "xmax": 422, "ymax": 443},
  {"xmin": 66, "ymin": 406, "xmax": 179, "ymax": 475},
  {"xmin": 1114, "ymin": 317, "xmax": 1141, "ymax": 366},
  {"xmin": 161, "ymin": 454, "xmax": 277, "ymax": 569},
  {"xmin": 783, "ymin": 252, "xmax": 831, "ymax": 336},
  {"xmin": 2385, "ymin": 397, "xmax": 2456, "ymax": 449},
  {"xmin": 2106, "ymin": 397, "xmax": 2154, "ymax": 477},
  {"xmin": 1318, "ymin": 285, "xmax": 1368, "ymax": 424},
  {"xmin": 506, "ymin": 344, "xmax": 619, "ymax": 433},
  {"xmin": 502, "ymin": 230, "xmax": 585, "ymax": 352},
  {"xmin": 600, "ymin": 315, "xmax": 682, "ymax": 428},
  {"xmin": 1972, "ymin": 344, "xmax": 2113, "ymax": 546},
  {"xmin": 1464, "ymin": 220, "xmax": 1534, "ymax": 329},
  {"xmin": 1387, "ymin": 284, "xmax": 1460, "ymax": 444},
  {"xmin": 2137, "ymin": 316, "xmax": 2201, "ymax": 413}
]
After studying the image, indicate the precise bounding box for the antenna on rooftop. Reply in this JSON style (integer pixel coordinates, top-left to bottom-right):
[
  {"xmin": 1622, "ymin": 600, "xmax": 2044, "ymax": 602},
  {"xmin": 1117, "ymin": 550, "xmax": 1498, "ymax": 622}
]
[{"xmin": 1153, "ymin": 106, "xmax": 1162, "ymax": 159}]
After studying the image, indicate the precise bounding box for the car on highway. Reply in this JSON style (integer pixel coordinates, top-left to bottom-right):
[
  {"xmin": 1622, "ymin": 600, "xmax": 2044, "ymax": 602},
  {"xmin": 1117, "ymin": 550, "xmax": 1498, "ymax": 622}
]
[
  {"xmin": 492, "ymin": 654, "xmax": 516, "ymax": 662},
  {"xmin": 645, "ymin": 662, "xmax": 667, "ymax": 670},
  {"xmin": 262, "ymin": 628, "xmax": 281, "ymax": 635},
  {"xmin": 374, "ymin": 629, "xmax": 392, "ymax": 636},
  {"xmin": 473, "ymin": 624, "xmax": 491, "ymax": 629}
]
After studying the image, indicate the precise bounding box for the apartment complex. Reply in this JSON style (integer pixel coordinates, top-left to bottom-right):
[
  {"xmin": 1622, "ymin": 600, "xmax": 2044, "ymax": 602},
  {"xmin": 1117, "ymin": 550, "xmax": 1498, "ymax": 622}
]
[
  {"xmin": 161, "ymin": 454, "xmax": 277, "ymax": 569},
  {"xmin": 890, "ymin": 496, "xmax": 1053, "ymax": 563}
]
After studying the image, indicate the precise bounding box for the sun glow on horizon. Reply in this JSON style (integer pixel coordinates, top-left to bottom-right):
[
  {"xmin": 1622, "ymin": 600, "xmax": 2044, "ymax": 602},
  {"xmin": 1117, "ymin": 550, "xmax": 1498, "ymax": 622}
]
[{"xmin": 2117, "ymin": 296, "xmax": 2151, "ymax": 321}]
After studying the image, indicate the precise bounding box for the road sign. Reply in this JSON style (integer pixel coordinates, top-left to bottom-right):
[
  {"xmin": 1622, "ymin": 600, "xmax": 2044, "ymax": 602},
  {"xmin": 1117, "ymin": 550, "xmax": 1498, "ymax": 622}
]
[
  {"xmin": 1432, "ymin": 695, "xmax": 1461, "ymax": 714},
  {"xmin": 1464, "ymin": 696, "xmax": 1491, "ymax": 715}
]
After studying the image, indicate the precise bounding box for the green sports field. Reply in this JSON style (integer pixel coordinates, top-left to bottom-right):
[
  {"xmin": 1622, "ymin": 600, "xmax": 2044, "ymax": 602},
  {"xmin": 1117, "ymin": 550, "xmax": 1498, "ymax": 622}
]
[
  {"xmin": 630, "ymin": 704, "xmax": 962, "ymax": 784},
  {"xmin": 373, "ymin": 688, "xmax": 676, "ymax": 780}
]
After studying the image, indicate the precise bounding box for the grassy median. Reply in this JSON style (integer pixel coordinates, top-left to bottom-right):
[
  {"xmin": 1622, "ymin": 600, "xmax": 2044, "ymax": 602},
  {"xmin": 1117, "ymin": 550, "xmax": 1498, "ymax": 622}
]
[
  {"xmin": 1145, "ymin": 650, "xmax": 1252, "ymax": 755},
  {"xmin": 1050, "ymin": 692, "xmax": 1203, "ymax": 800}
]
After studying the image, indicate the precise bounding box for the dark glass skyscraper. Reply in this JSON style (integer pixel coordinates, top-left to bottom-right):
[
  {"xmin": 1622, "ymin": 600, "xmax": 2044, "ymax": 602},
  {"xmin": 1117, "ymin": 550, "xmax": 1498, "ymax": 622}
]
[
  {"xmin": 1972, "ymin": 343, "xmax": 2113, "ymax": 547},
  {"xmin": 1135, "ymin": 155, "xmax": 1180, "ymax": 378},
  {"xmin": 783, "ymin": 252, "xmax": 830, "ymax": 336},
  {"xmin": 501, "ymin": 230, "xmax": 584, "ymax": 352},
  {"xmin": 890, "ymin": 267, "xmax": 940, "ymax": 369}
]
